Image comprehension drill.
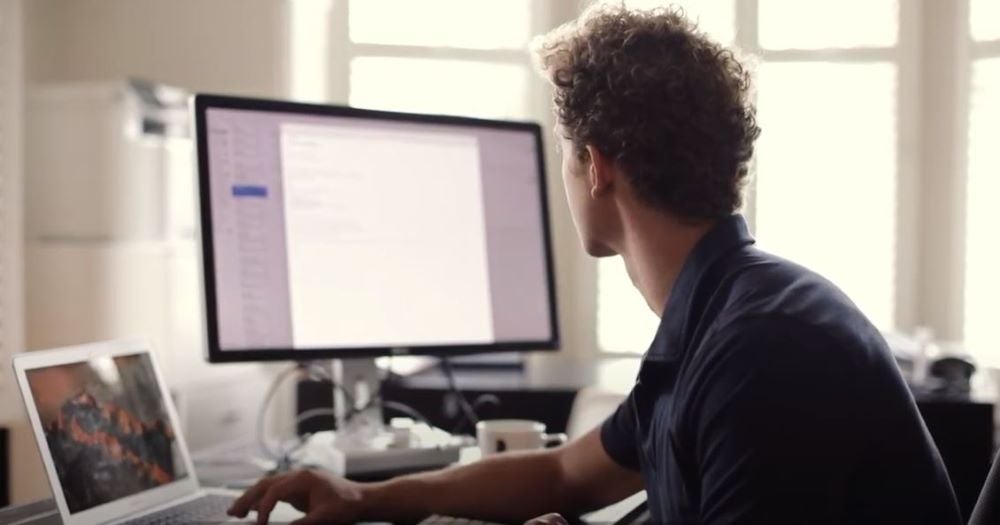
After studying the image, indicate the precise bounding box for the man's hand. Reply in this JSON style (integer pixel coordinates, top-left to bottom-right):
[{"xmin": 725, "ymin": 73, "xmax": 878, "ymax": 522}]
[
  {"xmin": 225, "ymin": 427, "xmax": 641, "ymax": 524},
  {"xmin": 228, "ymin": 469, "xmax": 366, "ymax": 525}
]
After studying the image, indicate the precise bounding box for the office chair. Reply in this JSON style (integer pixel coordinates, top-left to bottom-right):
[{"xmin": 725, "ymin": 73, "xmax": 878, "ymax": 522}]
[{"xmin": 969, "ymin": 450, "xmax": 1000, "ymax": 524}]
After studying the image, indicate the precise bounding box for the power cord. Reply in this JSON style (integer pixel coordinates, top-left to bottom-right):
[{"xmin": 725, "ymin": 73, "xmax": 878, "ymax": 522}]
[
  {"xmin": 439, "ymin": 356, "xmax": 482, "ymax": 434},
  {"xmin": 257, "ymin": 364, "xmax": 304, "ymax": 461},
  {"xmin": 302, "ymin": 363, "xmax": 430, "ymax": 426},
  {"xmin": 256, "ymin": 362, "xmax": 356, "ymax": 462},
  {"xmin": 470, "ymin": 393, "xmax": 501, "ymax": 419},
  {"xmin": 255, "ymin": 361, "xmax": 434, "ymax": 472}
]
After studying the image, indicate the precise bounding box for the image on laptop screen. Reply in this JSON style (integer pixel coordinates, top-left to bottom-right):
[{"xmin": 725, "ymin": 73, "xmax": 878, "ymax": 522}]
[{"xmin": 25, "ymin": 353, "xmax": 188, "ymax": 514}]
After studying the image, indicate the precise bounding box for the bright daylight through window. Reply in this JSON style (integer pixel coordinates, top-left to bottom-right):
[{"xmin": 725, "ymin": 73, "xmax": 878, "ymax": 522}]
[{"xmin": 598, "ymin": 0, "xmax": 899, "ymax": 353}]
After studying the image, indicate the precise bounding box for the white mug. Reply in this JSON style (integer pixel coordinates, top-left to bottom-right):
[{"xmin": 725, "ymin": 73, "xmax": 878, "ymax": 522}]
[{"xmin": 476, "ymin": 419, "xmax": 568, "ymax": 456}]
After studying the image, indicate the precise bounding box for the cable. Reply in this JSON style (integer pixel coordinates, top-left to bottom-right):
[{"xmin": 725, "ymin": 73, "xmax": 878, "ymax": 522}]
[
  {"xmin": 289, "ymin": 402, "xmax": 431, "ymax": 436},
  {"xmin": 256, "ymin": 362, "xmax": 359, "ymax": 461},
  {"xmin": 380, "ymin": 400, "xmax": 431, "ymax": 424},
  {"xmin": 470, "ymin": 393, "xmax": 501, "ymax": 415},
  {"xmin": 440, "ymin": 356, "xmax": 480, "ymax": 434},
  {"xmin": 257, "ymin": 361, "xmax": 439, "ymax": 470},
  {"xmin": 279, "ymin": 400, "xmax": 434, "ymax": 470},
  {"xmin": 256, "ymin": 364, "xmax": 305, "ymax": 461}
]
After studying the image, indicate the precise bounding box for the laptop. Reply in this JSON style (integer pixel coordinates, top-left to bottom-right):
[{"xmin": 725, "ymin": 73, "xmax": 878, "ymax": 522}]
[{"xmin": 13, "ymin": 339, "xmax": 303, "ymax": 525}]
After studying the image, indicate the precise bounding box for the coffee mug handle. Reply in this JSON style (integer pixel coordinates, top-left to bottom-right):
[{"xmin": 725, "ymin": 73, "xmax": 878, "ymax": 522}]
[{"xmin": 543, "ymin": 433, "xmax": 569, "ymax": 448}]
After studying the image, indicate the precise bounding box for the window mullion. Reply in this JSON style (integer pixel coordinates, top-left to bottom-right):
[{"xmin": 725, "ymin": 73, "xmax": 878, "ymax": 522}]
[
  {"xmin": 328, "ymin": 0, "xmax": 351, "ymax": 104},
  {"xmin": 735, "ymin": 0, "xmax": 760, "ymax": 53},
  {"xmin": 760, "ymin": 47, "xmax": 899, "ymax": 62},
  {"xmin": 893, "ymin": 0, "xmax": 923, "ymax": 333},
  {"xmin": 916, "ymin": 0, "xmax": 971, "ymax": 341},
  {"xmin": 350, "ymin": 43, "xmax": 527, "ymax": 64},
  {"xmin": 972, "ymin": 39, "xmax": 1000, "ymax": 57},
  {"xmin": 735, "ymin": 0, "xmax": 759, "ymax": 232}
]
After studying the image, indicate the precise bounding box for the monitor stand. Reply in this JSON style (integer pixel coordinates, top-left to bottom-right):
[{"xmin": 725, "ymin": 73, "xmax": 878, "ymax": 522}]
[
  {"xmin": 292, "ymin": 357, "xmax": 468, "ymax": 478},
  {"xmin": 331, "ymin": 358, "xmax": 383, "ymax": 443}
]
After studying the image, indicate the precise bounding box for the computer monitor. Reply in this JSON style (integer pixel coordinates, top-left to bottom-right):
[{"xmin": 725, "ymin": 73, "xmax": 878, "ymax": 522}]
[{"xmin": 193, "ymin": 95, "xmax": 559, "ymax": 364}]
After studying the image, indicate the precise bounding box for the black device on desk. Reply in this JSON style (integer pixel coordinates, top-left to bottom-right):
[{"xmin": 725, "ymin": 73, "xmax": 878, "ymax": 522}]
[{"xmin": 193, "ymin": 94, "xmax": 560, "ymax": 475}]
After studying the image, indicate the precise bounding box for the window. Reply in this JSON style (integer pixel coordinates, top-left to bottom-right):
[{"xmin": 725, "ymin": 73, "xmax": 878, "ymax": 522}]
[
  {"xmin": 597, "ymin": 0, "xmax": 736, "ymax": 354},
  {"xmin": 754, "ymin": 62, "xmax": 898, "ymax": 331},
  {"xmin": 349, "ymin": 57, "xmax": 530, "ymax": 119},
  {"xmin": 965, "ymin": 0, "xmax": 1000, "ymax": 365},
  {"xmin": 288, "ymin": 0, "xmax": 538, "ymax": 119},
  {"xmin": 597, "ymin": 0, "xmax": 901, "ymax": 353},
  {"xmin": 623, "ymin": 0, "xmax": 735, "ymax": 44},
  {"xmin": 758, "ymin": 0, "xmax": 898, "ymax": 49},
  {"xmin": 970, "ymin": 0, "xmax": 1000, "ymax": 42},
  {"xmin": 291, "ymin": 1, "xmax": 986, "ymax": 358},
  {"xmin": 348, "ymin": 0, "xmax": 533, "ymax": 50},
  {"xmin": 343, "ymin": 0, "xmax": 536, "ymax": 120}
]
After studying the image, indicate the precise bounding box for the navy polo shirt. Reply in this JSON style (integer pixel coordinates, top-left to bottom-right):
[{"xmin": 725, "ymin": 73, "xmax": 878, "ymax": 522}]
[{"xmin": 600, "ymin": 215, "xmax": 961, "ymax": 524}]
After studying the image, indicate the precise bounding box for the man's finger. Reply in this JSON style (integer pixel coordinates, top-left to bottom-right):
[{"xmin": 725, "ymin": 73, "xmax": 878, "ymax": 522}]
[
  {"xmin": 525, "ymin": 513, "xmax": 569, "ymax": 525},
  {"xmin": 229, "ymin": 476, "xmax": 279, "ymax": 517},
  {"xmin": 256, "ymin": 477, "xmax": 297, "ymax": 525}
]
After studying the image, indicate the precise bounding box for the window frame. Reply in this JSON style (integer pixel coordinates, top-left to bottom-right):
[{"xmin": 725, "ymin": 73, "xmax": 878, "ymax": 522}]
[
  {"xmin": 598, "ymin": 0, "xmax": 922, "ymax": 356},
  {"xmin": 324, "ymin": 0, "xmax": 554, "ymax": 120},
  {"xmin": 288, "ymin": 0, "xmax": 981, "ymax": 359},
  {"xmin": 964, "ymin": 0, "xmax": 1000, "ymax": 364}
]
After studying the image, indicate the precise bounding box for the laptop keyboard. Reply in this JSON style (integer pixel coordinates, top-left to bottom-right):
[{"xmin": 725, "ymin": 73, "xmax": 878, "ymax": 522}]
[
  {"xmin": 418, "ymin": 516, "xmax": 504, "ymax": 525},
  {"xmin": 122, "ymin": 494, "xmax": 236, "ymax": 525}
]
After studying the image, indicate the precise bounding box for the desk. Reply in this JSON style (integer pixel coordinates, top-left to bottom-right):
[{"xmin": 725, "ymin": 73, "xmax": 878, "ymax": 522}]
[
  {"xmin": 0, "ymin": 496, "xmax": 646, "ymax": 525},
  {"xmin": 0, "ymin": 499, "xmax": 59, "ymax": 525}
]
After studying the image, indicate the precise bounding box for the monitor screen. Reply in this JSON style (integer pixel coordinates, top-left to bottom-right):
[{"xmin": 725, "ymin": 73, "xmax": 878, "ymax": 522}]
[
  {"xmin": 194, "ymin": 95, "xmax": 558, "ymax": 361},
  {"xmin": 24, "ymin": 354, "xmax": 188, "ymax": 514}
]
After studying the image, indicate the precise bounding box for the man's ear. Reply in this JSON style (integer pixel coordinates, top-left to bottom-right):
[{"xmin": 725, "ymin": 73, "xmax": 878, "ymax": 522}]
[{"xmin": 584, "ymin": 144, "xmax": 614, "ymax": 200}]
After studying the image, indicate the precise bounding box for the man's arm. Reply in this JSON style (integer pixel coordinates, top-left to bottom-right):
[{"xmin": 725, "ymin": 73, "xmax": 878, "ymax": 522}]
[{"xmin": 230, "ymin": 426, "xmax": 643, "ymax": 524}]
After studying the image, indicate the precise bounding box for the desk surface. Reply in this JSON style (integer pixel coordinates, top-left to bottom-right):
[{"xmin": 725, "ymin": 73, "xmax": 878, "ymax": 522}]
[
  {"xmin": 0, "ymin": 494, "xmax": 645, "ymax": 525},
  {"xmin": 0, "ymin": 499, "xmax": 59, "ymax": 525}
]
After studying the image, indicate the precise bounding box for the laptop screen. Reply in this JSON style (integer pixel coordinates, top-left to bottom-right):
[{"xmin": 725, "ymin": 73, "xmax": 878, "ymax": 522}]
[{"xmin": 24, "ymin": 353, "xmax": 189, "ymax": 514}]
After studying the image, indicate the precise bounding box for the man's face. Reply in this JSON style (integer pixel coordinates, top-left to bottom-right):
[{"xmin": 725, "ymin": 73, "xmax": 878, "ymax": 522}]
[{"xmin": 558, "ymin": 130, "xmax": 617, "ymax": 257}]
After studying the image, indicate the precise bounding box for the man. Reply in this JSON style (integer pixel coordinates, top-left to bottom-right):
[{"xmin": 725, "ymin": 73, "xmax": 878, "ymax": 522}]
[{"xmin": 230, "ymin": 5, "xmax": 961, "ymax": 524}]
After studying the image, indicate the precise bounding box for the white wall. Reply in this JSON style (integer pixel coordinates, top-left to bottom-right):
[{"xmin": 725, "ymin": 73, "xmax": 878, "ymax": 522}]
[
  {"xmin": 9, "ymin": 0, "xmax": 597, "ymax": 505},
  {"xmin": 11, "ymin": 0, "xmax": 294, "ymax": 504},
  {"xmin": 0, "ymin": 0, "xmax": 28, "ymax": 506},
  {"xmin": 24, "ymin": 0, "xmax": 288, "ymax": 95}
]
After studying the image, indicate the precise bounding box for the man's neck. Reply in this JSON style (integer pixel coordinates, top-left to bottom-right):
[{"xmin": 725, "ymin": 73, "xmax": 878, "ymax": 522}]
[{"xmin": 616, "ymin": 208, "xmax": 716, "ymax": 318}]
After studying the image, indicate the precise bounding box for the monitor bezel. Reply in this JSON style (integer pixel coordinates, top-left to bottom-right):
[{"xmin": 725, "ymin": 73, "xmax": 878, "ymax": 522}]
[{"xmin": 193, "ymin": 94, "xmax": 560, "ymax": 363}]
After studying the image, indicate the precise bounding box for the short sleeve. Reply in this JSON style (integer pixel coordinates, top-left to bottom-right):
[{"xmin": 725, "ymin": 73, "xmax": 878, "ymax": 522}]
[{"xmin": 600, "ymin": 390, "xmax": 641, "ymax": 471}]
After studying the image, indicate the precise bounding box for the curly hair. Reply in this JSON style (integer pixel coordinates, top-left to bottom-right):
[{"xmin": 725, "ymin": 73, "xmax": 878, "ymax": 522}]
[{"xmin": 533, "ymin": 3, "xmax": 760, "ymax": 220}]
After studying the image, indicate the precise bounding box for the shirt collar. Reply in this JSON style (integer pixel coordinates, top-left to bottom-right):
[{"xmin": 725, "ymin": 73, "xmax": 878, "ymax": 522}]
[{"xmin": 643, "ymin": 214, "xmax": 755, "ymax": 361}]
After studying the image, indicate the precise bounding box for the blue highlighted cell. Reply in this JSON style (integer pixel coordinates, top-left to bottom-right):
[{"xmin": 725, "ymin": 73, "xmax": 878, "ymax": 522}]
[{"xmin": 232, "ymin": 185, "xmax": 268, "ymax": 198}]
